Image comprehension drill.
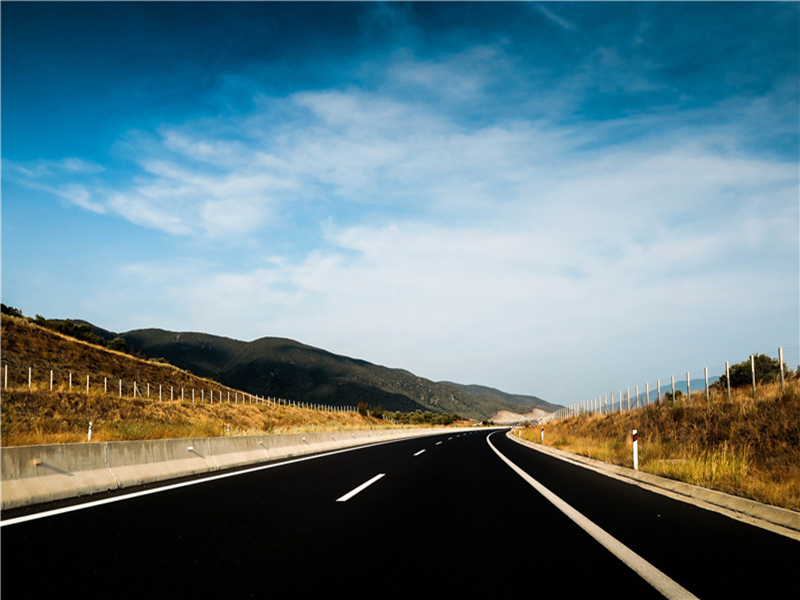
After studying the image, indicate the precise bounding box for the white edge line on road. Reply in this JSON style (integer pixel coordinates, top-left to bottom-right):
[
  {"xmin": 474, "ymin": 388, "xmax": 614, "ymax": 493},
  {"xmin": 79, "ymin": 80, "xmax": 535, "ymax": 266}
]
[
  {"xmin": 336, "ymin": 474, "xmax": 385, "ymax": 502},
  {"xmin": 487, "ymin": 432, "xmax": 700, "ymax": 600},
  {"xmin": 1, "ymin": 433, "xmax": 442, "ymax": 528},
  {"xmin": 413, "ymin": 449, "xmax": 426, "ymax": 456}
]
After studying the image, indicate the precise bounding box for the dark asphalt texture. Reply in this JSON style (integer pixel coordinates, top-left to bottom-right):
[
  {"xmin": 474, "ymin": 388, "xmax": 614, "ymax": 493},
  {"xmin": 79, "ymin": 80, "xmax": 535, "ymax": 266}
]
[{"xmin": 2, "ymin": 429, "xmax": 797, "ymax": 597}]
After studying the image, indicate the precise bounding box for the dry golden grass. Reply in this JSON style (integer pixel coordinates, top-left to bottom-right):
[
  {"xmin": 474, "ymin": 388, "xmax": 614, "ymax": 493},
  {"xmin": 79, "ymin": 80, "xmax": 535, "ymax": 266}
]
[
  {"xmin": 522, "ymin": 381, "xmax": 800, "ymax": 512},
  {"xmin": 0, "ymin": 388, "xmax": 396, "ymax": 446},
  {"xmin": 0, "ymin": 314, "xmax": 434, "ymax": 446}
]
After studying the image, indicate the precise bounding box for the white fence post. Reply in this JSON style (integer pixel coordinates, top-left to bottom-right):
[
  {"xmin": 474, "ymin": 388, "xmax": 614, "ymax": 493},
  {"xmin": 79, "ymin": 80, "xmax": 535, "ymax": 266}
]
[
  {"xmin": 705, "ymin": 367, "xmax": 709, "ymax": 400},
  {"xmin": 779, "ymin": 347, "xmax": 785, "ymax": 392},
  {"xmin": 726, "ymin": 361, "xmax": 731, "ymax": 400},
  {"xmin": 751, "ymin": 354, "xmax": 756, "ymax": 398},
  {"xmin": 29, "ymin": 367, "xmax": 32, "ymax": 389},
  {"xmin": 687, "ymin": 372, "xmax": 691, "ymax": 402}
]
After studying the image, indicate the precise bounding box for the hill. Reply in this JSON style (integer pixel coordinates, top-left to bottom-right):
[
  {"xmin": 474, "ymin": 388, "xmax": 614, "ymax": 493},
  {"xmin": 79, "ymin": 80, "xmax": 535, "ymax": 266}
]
[
  {"xmin": 439, "ymin": 381, "xmax": 561, "ymax": 414},
  {"xmin": 0, "ymin": 315, "xmax": 406, "ymax": 446},
  {"xmin": 117, "ymin": 327, "xmax": 554, "ymax": 421},
  {"xmin": 0, "ymin": 310, "xmax": 559, "ymax": 421}
]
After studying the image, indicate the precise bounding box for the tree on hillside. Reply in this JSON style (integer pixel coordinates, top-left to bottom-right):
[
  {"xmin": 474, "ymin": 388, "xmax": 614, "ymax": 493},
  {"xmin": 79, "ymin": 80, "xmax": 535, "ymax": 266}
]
[
  {"xmin": 1, "ymin": 304, "xmax": 24, "ymax": 318},
  {"xmin": 31, "ymin": 316, "xmax": 106, "ymax": 348},
  {"xmin": 108, "ymin": 337, "xmax": 128, "ymax": 353},
  {"xmin": 718, "ymin": 354, "xmax": 787, "ymax": 389}
]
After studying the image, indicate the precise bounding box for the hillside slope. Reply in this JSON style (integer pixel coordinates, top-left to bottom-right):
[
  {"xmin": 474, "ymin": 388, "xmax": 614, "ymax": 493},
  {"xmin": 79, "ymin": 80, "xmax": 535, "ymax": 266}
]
[
  {"xmin": 439, "ymin": 381, "xmax": 562, "ymax": 414},
  {"xmin": 120, "ymin": 328, "xmax": 545, "ymax": 420},
  {"xmin": 1, "ymin": 312, "xmax": 559, "ymax": 421}
]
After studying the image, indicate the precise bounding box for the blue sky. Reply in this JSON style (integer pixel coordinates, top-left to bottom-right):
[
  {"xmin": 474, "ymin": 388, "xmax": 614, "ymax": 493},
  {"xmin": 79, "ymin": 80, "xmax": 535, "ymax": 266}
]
[{"xmin": 2, "ymin": 2, "xmax": 798, "ymax": 406}]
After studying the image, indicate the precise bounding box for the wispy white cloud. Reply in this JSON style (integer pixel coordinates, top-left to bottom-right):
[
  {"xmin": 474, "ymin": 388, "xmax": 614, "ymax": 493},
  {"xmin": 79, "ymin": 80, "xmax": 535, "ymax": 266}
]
[
  {"xmin": 535, "ymin": 4, "xmax": 577, "ymax": 32},
  {"xmin": 8, "ymin": 44, "xmax": 797, "ymax": 401}
]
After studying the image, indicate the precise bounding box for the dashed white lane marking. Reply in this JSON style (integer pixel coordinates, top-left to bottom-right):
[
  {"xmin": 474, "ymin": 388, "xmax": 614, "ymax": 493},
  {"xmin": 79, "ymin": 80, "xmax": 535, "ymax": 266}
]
[
  {"xmin": 486, "ymin": 432, "xmax": 699, "ymax": 600},
  {"xmin": 336, "ymin": 474, "xmax": 385, "ymax": 502},
  {"xmin": 2, "ymin": 435, "xmax": 427, "ymax": 527},
  {"xmin": 436, "ymin": 441, "xmax": 443, "ymax": 446},
  {"xmin": 413, "ymin": 449, "xmax": 426, "ymax": 456}
]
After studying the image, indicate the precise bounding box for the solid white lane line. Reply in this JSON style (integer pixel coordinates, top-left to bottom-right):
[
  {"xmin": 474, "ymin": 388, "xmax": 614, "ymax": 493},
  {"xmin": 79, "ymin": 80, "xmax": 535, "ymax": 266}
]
[
  {"xmin": 336, "ymin": 474, "xmax": 385, "ymax": 502},
  {"xmin": 486, "ymin": 432, "xmax": 699, "ymax": 600},
  {"xmin": 414, "ymin": 449, "xmax": 426, "ymax": 456}
]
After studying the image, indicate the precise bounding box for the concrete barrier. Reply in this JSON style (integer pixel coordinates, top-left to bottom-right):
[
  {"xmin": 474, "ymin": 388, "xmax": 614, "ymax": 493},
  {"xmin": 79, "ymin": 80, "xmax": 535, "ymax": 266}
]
[{"xmin": 1, "ymin": 427, "xmax": 461, "ymax": 510}]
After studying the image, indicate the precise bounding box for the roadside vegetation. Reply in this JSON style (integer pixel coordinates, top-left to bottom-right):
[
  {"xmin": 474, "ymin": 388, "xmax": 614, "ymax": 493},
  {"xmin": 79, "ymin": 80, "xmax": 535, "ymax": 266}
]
[
  {"xmin": 0, "ymin": 314, "xmax": 474, "ymax": 446},
  {"xmin": 0, "ymin": 388, "xmax": 397, "ymax": 446},
  {"xmin": 521, "ymin": 373, "xmax": 800, "ymax": 512},
  {"xmin": 1, "ymin": 304, "xmax": 134, "ymax": 356}
]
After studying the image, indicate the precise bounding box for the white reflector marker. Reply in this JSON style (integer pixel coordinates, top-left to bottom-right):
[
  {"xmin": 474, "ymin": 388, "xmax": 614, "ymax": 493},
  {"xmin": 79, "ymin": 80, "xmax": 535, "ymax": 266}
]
[{"xmin": 336, "ymin": 474, "xmax": 385, "ymax": 502}]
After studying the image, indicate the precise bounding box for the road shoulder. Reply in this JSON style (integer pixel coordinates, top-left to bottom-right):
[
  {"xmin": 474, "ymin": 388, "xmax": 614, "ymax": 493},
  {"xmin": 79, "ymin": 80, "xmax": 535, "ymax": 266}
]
[{"xmin": 506, "ymin": 430, "xmax": 800, "ymax": 539}]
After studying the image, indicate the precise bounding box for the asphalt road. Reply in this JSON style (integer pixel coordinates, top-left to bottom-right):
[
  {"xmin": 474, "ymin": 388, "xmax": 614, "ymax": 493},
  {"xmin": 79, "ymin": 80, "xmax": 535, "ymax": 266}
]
[{"xmin": 2, "ymin": 429, "xmax": 798, "ymax": 597}]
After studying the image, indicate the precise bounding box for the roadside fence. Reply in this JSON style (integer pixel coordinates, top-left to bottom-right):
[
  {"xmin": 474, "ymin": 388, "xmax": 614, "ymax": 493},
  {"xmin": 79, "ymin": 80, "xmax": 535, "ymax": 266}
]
[
  {"xmin": 554, "ymin": 345, "xmax": 799, "ymax": 420},
  {"xmin": 0, "ymin": 364, "xmax": 355, "ymax": 415}
]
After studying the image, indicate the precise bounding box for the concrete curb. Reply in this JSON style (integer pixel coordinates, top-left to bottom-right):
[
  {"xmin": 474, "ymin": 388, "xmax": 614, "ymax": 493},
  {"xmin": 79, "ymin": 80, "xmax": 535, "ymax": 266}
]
[
  {"xmin": 506, "ymin": 431, "xmax": 800, "ymax": 536},
  {"xmin": 1, "ymin": 427, "xmax": 465, "ymax": 510}
]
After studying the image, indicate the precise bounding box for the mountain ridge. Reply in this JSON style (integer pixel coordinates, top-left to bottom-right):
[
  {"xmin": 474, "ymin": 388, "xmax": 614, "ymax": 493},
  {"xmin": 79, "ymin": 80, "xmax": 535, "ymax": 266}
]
[
  {"xmin": 109, "ymin": 326, "xmax": 558, "ymax": 421},
  {"xmin": 22, "ymin": 314, "xmax": 559, "ymax": 421}
]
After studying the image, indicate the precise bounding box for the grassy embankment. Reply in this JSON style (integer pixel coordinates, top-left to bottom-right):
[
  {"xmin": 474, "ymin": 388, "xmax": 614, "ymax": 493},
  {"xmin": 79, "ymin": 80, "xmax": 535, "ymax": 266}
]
[
  {"xmin": 521, "ymin": 380, "xmax": 800, "ymax": 512},
  {"xmin": 0, "ymin": 315, "xmax": 465, "ymax": 446}
]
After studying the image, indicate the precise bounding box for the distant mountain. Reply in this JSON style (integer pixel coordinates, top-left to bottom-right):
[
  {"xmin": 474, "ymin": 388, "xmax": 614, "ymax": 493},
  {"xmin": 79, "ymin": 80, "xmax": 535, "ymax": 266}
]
[
  {"xmin": 107, "ymin": 327, "xmax": 559, "ymax": 421},
  {"xmin": 438, "ymin": 381, "xmax": 562, "ymax": 414}
]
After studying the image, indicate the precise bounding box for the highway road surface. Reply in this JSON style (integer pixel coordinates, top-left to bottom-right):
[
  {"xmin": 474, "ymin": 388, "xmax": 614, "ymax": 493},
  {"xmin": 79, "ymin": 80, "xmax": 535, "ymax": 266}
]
[{"xmin": 2, "ymin": 429, "xmax": 798, "ymax": 597}]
